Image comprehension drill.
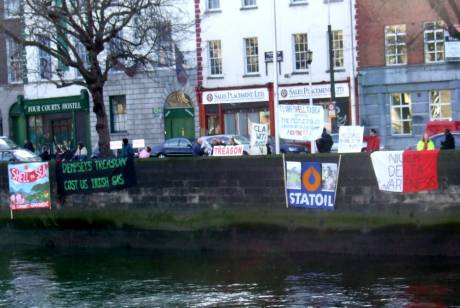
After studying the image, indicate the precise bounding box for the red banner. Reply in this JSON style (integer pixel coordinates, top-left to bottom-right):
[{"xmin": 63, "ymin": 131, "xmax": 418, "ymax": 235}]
[{"xmin": 402, "ymin": 150, "xmax": 439, "ymax": 193}]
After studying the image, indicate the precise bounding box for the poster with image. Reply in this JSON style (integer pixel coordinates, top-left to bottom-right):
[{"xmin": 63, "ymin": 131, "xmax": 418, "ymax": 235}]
[
  {"xmin": 8, "ymin": 162, "xmax": 51, "ymax": 211},
  {"xmin": 285, "ymin": 161, "xmax": 339, "ymax": 210}
]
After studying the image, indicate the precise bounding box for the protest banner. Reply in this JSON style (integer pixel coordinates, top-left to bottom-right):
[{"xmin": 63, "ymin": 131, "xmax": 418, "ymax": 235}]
[
  {"xmin": 56, "ymin": 157, "xmax": 137, "ymax": 196},
  {"xmin": 8, "ymin": 162, "xmax": 51, "ymax": 211},
  {"xmin": 285, "ymin": 160, "xmax": 340, "ymax": 210},
  {"xmin": 110, "ymin": 141, "xmax": 122, "ymax": 150},
  {"xmin": 132, "ymin": 139, "xmax": 145, "ymax": 149},
  {"xmin": 338, "ymin": 126, "xmax": 364, "ymax": 153},
  {"xmin": 371, "ymin": 150, "xmax": 439, "ymax": 192},
  {"xmin": 250, "ymin": 123, "xmax": 268, "ymax": 147},
  {"xmin": 212, "ymin": 145, "xmax": 244, "ymax": 156},
  {"xmin": 278, "ymin": 105, "xmax": 324, "ymax": 141}
]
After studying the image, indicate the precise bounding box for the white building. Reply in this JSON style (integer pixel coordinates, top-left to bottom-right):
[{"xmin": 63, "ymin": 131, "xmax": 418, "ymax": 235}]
[{"xmin": 196, "ymin": 0, "xmax": 357, "ymax": 137}]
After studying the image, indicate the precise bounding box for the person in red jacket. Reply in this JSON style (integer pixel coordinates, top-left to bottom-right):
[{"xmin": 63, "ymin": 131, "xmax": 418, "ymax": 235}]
[{"xmin": 364, "ymin": 128, "xmax": 380, "ymax": 153}]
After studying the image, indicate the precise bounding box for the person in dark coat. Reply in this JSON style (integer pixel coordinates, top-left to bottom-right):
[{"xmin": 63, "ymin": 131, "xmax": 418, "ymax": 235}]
[
  {"xmin": 192, "ymin": 138, "xmax": 205, "ymax": 156},
  {"xmin": 24, "ymin": 140, "xmax": 35, "ymax": 152},
  {"xmin": 120, "ymin": 138, "xmax": 134, "ymax": 157},
  {"xmin": 441, "ymin": 128, "xmax": 455, "ymax": 150},
  {"xmin": 316, "ymin": 128, "xmax": 334, "ymax": 153}
]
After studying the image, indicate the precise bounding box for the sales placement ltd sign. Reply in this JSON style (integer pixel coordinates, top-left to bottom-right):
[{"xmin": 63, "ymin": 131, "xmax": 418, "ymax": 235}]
[{"xmin": 203, "ymin": 88, "xmax": 269, "ymax": 105}]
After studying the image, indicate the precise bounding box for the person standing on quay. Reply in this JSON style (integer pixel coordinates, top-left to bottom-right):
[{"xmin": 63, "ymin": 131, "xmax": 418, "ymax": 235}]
[
  {"xmin": 121, "ymin": 138, "xmax": 134, "ymax": 158},
  {"xmin": 441, "ymin": 128, "xmax": 455, "ymax": 150},
  {"xmin": 416, "ymin": 133, "xmax": 435, "ymax": 151},
  {"xmin": 364, "ymin": 128, "xmax": 380, "ymax": 153}
]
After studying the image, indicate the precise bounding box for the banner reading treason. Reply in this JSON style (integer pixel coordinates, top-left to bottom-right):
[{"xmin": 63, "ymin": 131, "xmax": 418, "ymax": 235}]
[
  {"xmin": 56, "ymin": 157, "xmax": 137, "ymax": 196},
  {"xmin": 8, "ymin": 162, "xmax": 51, "ymax": 211}
]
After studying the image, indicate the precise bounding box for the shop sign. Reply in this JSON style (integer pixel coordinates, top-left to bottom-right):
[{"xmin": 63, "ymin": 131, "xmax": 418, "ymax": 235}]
[
  {"xmin": 203, "ymin": 88, "xmax": 269, "ymax": 105},
  {"xmin": 25, "ymin": 100, "xmax": 87, "ymax": 115},
  {"xmin": 278, "ymin": 83, "xmax": 349, "ymax": 101},
  {"xmin": 445, "ymin": 28, "xmax": 460, "ymax": 61},
  {"xmin": 278, "ymin": 105, "xmax": 324, "ymax": 141}
]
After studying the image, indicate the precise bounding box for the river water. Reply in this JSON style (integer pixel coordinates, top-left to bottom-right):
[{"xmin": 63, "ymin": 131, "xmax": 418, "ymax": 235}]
[{"xmin": 0, "ymin": 248, "xmax": 459, "ymax": 307}]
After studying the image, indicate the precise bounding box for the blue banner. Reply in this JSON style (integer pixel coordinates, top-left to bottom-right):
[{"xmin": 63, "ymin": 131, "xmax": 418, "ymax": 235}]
[{"xmin": 286, "ymin": 161, "xmax": 338, "ymax": 210}]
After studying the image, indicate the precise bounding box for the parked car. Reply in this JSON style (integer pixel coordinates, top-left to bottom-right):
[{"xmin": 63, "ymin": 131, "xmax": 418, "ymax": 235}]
[
  {"xmin": 267, "ymin": 136, "xmax": 308, "ymax": 154},
  {"xmin": 0, "ymin": 137, "xmax": 42, "ymax": 162},
  {"xmin": 430, "ymin": 131, "xmax": 460, "ymax": 150},
  {"xmin": 152, "ymin": 138, "xmax": 194, "ymax": 158}
]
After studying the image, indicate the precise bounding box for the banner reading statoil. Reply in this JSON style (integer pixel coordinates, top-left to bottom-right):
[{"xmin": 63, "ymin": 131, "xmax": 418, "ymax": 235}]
[
  {"xmin": 8, "ymin": 162, "xmax": 51, "ymax": 211},
  {"xmin": 285, "ymin": 161, "xmax": 339, "ymax": 210},
  {"xmin": 278, "ymin": 105, "xmax": 324, "ymax": 141}
]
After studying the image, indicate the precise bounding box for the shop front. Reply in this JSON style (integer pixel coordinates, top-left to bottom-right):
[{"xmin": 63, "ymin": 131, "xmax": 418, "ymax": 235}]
[
  {"xmin": 278, "ymin": 81, "xmax": 351, "ymax": 133},
  {"xmin": 202, "ymin": 87, "xmax": 271, "ymax": 137},
  {"xmin": 9, "ymin": 90, "xmax": 90, "ymax": 155}
]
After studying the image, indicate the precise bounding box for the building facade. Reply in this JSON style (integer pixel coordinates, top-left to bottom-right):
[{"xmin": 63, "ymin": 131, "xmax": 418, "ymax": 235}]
[
  {"xmin": 0, "ymin": 0, "xmax": 25, "ymax": 139},
  {"xmin": 4, "ymin": 0, "xmax": 198, "ymax": 155},
  {"xmin": 195, "ymin": 0, "xmax": 358, "ymax": 138},
  {"xmin": 357, "ymin": 0, "xmax": 460, "ymax": 150}
]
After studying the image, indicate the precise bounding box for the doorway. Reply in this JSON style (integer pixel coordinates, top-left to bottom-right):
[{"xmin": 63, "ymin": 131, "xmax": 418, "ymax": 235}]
[{"xmin": 164, "ymin": 91, "xmax": 195, "ymax": 139}]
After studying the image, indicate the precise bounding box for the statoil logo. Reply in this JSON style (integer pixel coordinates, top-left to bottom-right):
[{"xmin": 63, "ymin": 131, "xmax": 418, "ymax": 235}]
[{"xmin": 302, "ymin": 166, "xmax": 321, "ymax": 192}]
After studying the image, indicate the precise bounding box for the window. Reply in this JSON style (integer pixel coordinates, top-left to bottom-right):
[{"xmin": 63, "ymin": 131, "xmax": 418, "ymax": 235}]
[
  {"xmin": 5, "ymin": 0, "xmax": 20, "ymax": 18},
  {"xmin": 332, "ymin": 30, "xmax": 344, "ymax": 68},
  {"xmin": 207, "ymin": 0, "xmax": 220, "ymax": 10},
  {"xmin": 424, "ymin": 21, "xmax": 445, "ymax": 63},
  {"xmin": 75, "ymin": 40, "xmax": 90, "ymax": 77},
  {"xmin": 385, "ymin": 24, "xmax": 407, "ymax": 65},
  {"xmin": 208, "ymin": 40, "xmax": 222, "ymax": 75},
  {"xmin": 390, "ymin": 93, "xmax": 412, "ymax": 135},
  {"xmin": 6, "ymin": 38, "xmax": 23, "ymax": 83},
  {"xmin": 109, "ymin": 30, "xmax": 126, "ymax": 71},
  {"xmin": 430, "ymin": 90, "xmax": 452, "ymax": 120},
  {"xmin": 242, "ymin": 0, "xmax": 256, "ymax": 7},
  {"xmin": 244, "ymin": 37, "xmax": 259, "ymax": 74},
  {"xmin": 293, "ymin": 33, "xmax": 309, "ymax": 71},
  {"xmin": 110, "ymin": 95, "xmax": 127, "ymax": 132},
  {"xmin": 39, "ymin": 39, "xmax": 52, "ymax": 80}
]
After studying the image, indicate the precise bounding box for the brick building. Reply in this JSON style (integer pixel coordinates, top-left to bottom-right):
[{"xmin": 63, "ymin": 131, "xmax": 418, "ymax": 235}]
[{"xmin": 357, "ymin": 0, "xmax": 460, "ymax": 149}]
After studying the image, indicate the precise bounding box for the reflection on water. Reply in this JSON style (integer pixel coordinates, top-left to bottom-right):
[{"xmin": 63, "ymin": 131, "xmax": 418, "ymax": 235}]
[{"xmin": 0, "ymin": 248, "xmax": 459, "ymax": 307}]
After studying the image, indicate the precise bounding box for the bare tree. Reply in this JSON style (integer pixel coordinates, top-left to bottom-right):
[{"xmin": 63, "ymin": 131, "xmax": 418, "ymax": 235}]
[
  {"xmin": 428, "ymin": 0, "xmax": 460, "ymax": 37},
  {"xmin": 1, "ymin": 0, "xmax": 192, "ymax": 157}
]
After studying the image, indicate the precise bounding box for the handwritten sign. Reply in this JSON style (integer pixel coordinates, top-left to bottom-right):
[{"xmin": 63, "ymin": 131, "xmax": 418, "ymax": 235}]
[
  {"xmin": 338, "ymin": 126, "xmax": 364, "ymax": 153},
  {"xmin": 56, "ymin": 157, "xmax": 137, "ymax": 196},
  {"xmin": 250, "ymin": 123, "xmax": 268, "ymax": 147},
  {"xmin": 132, "ymin": 139, "xmax": 145, "ymax": 149},
  {"xmin": 370, "ymin": 151, "xmax": 403, "ymax": 192},
  {"xmin": 212, "ymin": 145, "xmax": 244, "ymax": 156},
  {"xmin": 278, "ymin": 105, "xmax": 324, "ymax": 141}
]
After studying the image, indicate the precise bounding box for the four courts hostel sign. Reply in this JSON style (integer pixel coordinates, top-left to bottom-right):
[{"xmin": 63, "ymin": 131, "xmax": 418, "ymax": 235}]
[
  {"xmin": 203, "ymin": 88, "xmax": 269, "ymax": 105},
  {"xmin": 18, "ymin": 90, "xmax": 90, "ymax": 116}
]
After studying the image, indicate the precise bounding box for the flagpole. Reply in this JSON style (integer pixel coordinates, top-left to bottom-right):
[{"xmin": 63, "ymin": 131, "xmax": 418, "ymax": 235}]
[{"xmin": 272, "ymin": 0, "xmax": 280, "ymax": 154}]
